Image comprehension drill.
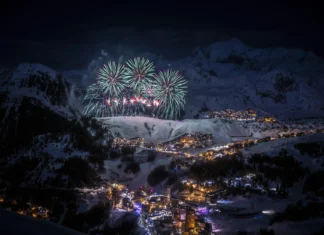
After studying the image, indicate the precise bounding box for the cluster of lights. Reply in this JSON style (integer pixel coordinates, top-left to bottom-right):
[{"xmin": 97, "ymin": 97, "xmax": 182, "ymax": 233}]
[
  {"xmin": 105, "ymin": 96, "xmax": 160, "ymax": 107},
  {"xmin": 208, "ymin": 109, "xmax": 257, "ymax": 121}
]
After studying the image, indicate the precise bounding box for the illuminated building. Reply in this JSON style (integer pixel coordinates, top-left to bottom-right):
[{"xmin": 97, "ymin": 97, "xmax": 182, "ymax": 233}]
[
  {"xmin": 185, "ymin": 208, "xmax": 195, "ymax": 230},
  {"xmin": 265, "ymin": 117, "xmax": 276, "ymax": 122},
  {"xmin": 113, "ymin": 137, "xmax": 144, "ymax": 147},
  {"xmin": 174, "ymin": 210, "xmax": 180, "ymax": 221}
]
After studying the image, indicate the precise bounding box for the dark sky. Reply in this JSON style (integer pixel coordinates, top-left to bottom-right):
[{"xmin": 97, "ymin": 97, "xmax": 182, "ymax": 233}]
[{"xmin": 1, "ymin": 0, "xmax": 323, "ymax": 69}]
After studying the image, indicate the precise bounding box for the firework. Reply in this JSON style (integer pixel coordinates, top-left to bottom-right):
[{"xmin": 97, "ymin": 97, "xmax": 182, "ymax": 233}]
[
  {"xmin": 83, "ymin": 58, "xmax": 188, "ymax": 119},
  {"xmin": 140, "ymin": 84, "xmax": 155, "ymax": 98},
  {"xmin": 153, "ymin": 69, "xmax": 187, "ymax": 119},
  {"xmin": 97, "ymin": 61, "xmax": 128, "ymax": 97},
  {"xmin": 124, "ymin": 57, "xmax": 155, "ymax": 93},
  {"xmin": 83, "ymin": 83, "xmax": 103, "ymax": 116},
  {"xmin": 83, "ymin": 83, "xmax": 101, "ymax": 102},
  {"xmin": 83, "ymin": 101, "xmax": 109, "ymax": 117}
]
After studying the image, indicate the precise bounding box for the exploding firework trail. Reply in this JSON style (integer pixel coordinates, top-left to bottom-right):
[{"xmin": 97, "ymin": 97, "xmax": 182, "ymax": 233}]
[
  {"xmin": 124, "ymin": 57, "xmax": 155, "ymax": 93},
  {"xmin": 97, "ymin": 61, "xmax": 128, "ymax": 98},
  {"xmin": 153, "ymin": 69, "xmax": 187, "ymax": 119},
  {"xmin": 83, "ymin": 83, "xmax": 100, "ymax": 102},
  {"xmin": 82, "ymin": 84, "xmax": 106, "ymax": 116},
  {"xmin": 124, "ymin": 58, "xmax": 155, "ymax": 114},
  {"xmin": 96, "ymin": 61, "xmax": 129, "ymax": 115},
  {"xmin": 84, "ymin": 101, "xmax": 108, "ymax": 117},
  {"xmin": 83, "ymin": 83, "xmax": 107, "ymax": 117},
  {"xmin": 83, "ymin": 58, "xmax": 187, "ymax": 119}
]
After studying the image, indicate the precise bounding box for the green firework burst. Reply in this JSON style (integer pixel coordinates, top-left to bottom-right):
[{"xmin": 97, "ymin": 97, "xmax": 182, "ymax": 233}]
[
  {"xmin": 153, "ymin": 69, "xmax": 188, "ymax": 119},
  {"xmin": 83, "ymin": 83, "xmax": 101, "ymax": 102},
  {"xmin": 83, "ymin": 100, "xmax": 108, "ymax": 117},
  {"xmin": 97, "ymin": 61, "xmax": 128, "ymax": 97},
  {"xmin": 124, "ymin": 57, "xmax": 155, "ymax": 93}
]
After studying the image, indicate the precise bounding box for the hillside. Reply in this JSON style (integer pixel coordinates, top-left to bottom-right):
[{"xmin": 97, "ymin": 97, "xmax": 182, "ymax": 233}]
[
  {"xmin": 0, "ymin": 64, "xmax": 111, "ymax": 188},
  {"xmin": 0, "ymin": 64, "xmax": 83, "ymax": 154},
  {"xmin": 97, "ymin": 116, "xmax": 265, "ymax": 144}
]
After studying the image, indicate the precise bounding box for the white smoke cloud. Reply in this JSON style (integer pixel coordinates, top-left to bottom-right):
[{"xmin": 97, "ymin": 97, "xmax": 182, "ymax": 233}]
[{"xmin": 101, "ymin": 49, "xmax": 108, "ymax": 56}]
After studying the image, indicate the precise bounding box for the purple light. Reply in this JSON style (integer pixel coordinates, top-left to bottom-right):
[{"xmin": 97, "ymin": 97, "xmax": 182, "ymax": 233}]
[
  {"xmin": 197, "ymin": 207, "xmax": 208, "ymax": 215},
  {"xmin": 134, "ymin": 203, "xmax": 141, "ymax": 209}
]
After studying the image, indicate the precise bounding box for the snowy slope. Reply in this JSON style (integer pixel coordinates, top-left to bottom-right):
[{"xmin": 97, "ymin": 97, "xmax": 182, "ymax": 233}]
[
  {"xmin": 0, "ymin": 63, "xmax": 78, "ymax": 121},
  {"xmin": 101, "ymin": 151, "xmax": 173, "ymax": 189},
  {"xmin": 97, "ymin": 116, "xmax": 264, "ymax": 144},
  {"xmin": 209, "ymin": 134, "xmax": 324, "ymax": 234},
  {"xmin": 21, "ymin": 134, "xmax": 90, "ymax": 159},
  {"xmin": 241, "ymin": 133, "xmax": 324, "ymax": 172}
]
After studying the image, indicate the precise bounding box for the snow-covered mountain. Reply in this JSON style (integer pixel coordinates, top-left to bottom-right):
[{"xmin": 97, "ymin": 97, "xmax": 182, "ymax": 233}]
[
  {"xmin": 0, "ymin": 63, "xmax": 113, "ymax": 188},
  {"xmin": 63, "ymin": 38, "xmax": 324, "ymax": 120},
  {"xmin": 0, "ymin": 63, "xmax": 78, "ymax": 117},
  {"xmin": 1, "ymin": 38, "xmax": 323, "ymax": 154},
  {"xmin": 1, "ymin": 38, "xmax": 323, "ymax": 152},
  {"xmin": 0, "ymin": 63, "xmax": 83, "ymax": 153},
  {"xmin": 158, "ymin": 38, "xmax": 324, "ymax": 120}
]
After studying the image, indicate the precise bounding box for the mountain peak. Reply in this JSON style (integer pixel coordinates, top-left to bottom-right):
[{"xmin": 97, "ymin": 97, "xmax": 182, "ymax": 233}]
[
  {"xmin": 15, "ymin": 63, "xmax": 58, "ymax": 80},
  {"xmin": 208, "ymin": 38, "xmax": 249, "ymax": 61}
]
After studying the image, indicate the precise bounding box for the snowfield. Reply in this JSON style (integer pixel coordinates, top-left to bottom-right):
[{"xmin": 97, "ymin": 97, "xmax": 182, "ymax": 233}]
[
  {"xmin": 101, "ymin": 151, "xmax": 173, "ymax": 190},
  {"xmin": 15, "ymin": 134, "xmax": 90, "ymax": 159},
  {"xmin": 97, "ymin": 116, "xmax": 324, "ymax": 145},
  {"xmin": 241, "ymin": 133, "xmax": 324, "ymax": 172},
  {"xmin": 97, "ymin": 116, "xmax": 265, "ymax": 144}
]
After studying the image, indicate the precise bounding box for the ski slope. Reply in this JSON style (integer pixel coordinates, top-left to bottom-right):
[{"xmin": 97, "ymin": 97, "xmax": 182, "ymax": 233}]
[{"xmin": 97, "ymin": 116, "xmax": 264, "ymax": 144}]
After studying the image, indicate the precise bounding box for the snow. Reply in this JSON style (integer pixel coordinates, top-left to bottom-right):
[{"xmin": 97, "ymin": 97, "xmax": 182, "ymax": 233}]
[
  {"xmin": 171, "ymin": 38, "xmax": 324, "ymax": 119},
  {"xmin": 97, "ymin": 116, "xmax": 262, "ymax": 144},
  {"xmin": 203, "ymin": 133, "xmax": 324, "ymax": 233},
  {"xmin": 0, "ymin": 63, "xmax": 77, "ymax": 132},
  {"xmin": 15, "ymin": 63, "xmax": 58, "ymax": 80},
  {"xmin": 241, "ymin": 133, "xmax": 324, "ymax": 172},
  {"xmin": 209, "ymin": 38, "xmax": 249, "ymax": 61},
  {"xmin": 208, "ymin": 192, "xmax": 323, "ymax": 234},
  {"xmin": 77, "ymin": 191, "xmax": 107, "ymax": 214},
  {"xmin": 101, "ymin": 152, "xmax": 173, "ymax": 189},
  {"xmin": 20, "ymin": 134, "xmax": 90, "ymax": 159}
]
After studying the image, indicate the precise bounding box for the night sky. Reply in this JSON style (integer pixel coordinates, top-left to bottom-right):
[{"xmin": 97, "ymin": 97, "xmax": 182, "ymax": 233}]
[{"xmin": 1, "ymin": 0, "xmax": 323, "ymax": 69}]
